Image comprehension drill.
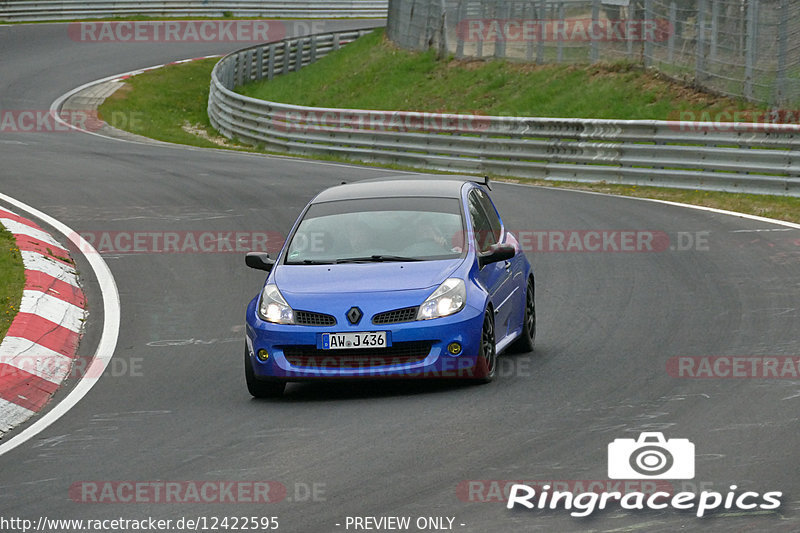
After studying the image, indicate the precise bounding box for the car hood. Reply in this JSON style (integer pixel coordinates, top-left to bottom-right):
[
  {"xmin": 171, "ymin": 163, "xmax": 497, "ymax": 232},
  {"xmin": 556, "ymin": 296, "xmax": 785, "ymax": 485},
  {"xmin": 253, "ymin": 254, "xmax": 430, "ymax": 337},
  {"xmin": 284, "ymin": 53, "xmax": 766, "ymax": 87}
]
[
  {"xmin": 273, "ymin": 258, "xmax": 463, "ymax": 295},
  {"xmin": 274, "ymin": 259, "xmax": 463, "ymax": 295},
  {"xmin": 273, "ymin": 259, "xmax": 466, "ymax": 317}
]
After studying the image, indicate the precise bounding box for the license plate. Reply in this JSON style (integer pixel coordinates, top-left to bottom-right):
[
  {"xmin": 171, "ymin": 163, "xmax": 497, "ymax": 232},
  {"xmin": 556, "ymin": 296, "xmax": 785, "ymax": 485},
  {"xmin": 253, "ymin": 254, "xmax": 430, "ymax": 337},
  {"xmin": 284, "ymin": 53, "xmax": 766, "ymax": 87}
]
[{"xmin": 322, "ymin": 332, "xmax": 387, "ymax": 350}]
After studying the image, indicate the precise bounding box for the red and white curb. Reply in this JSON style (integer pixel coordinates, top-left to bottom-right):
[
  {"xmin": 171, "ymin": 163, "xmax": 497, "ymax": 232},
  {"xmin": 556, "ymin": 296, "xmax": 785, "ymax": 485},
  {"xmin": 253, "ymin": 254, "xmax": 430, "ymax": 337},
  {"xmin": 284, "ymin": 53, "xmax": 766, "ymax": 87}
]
[
  {"xmin": 114, "ymin": 55, "xmax": 222, "ymax": 81},
  {"xmin": 0, "ymin": 207, "xmax": 86, "ymax": 435}
]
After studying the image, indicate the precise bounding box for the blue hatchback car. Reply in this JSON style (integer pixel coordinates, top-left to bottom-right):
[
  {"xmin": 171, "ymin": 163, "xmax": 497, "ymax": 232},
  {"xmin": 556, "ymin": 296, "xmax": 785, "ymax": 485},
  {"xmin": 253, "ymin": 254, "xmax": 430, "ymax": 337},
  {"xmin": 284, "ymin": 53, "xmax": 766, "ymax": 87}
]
[{"xmin": 244, "ymin": 175, "xmax": 535, "ymax": 397}]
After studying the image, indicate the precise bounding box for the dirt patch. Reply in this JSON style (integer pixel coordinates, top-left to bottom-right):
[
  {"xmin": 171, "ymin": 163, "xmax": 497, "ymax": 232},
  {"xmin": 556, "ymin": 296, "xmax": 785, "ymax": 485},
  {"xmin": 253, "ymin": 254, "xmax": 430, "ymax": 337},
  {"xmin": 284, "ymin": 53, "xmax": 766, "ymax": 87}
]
[
  {"xmin": 105, "ymin": 82, "xmax": 133, "ymax": 101},
  {"xmin": 181, "ymin": 121, "xmax": 232, "ymax": 147}
]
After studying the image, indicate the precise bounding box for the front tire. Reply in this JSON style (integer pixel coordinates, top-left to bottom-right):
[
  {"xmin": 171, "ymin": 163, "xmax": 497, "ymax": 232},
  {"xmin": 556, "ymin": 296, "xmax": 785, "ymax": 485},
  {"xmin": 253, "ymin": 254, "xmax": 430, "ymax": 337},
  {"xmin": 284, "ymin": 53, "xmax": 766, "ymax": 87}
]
[
  {"xmin": 510, "ymin": 277, "xmax": 536, "ymax": 353},
  {"xmin": 474, "ymin": 310, "xmax": 497, "ymax": 383},
  {"xmin": 245, "ymin": 348, "xmax": 285, "ymax": 398}
]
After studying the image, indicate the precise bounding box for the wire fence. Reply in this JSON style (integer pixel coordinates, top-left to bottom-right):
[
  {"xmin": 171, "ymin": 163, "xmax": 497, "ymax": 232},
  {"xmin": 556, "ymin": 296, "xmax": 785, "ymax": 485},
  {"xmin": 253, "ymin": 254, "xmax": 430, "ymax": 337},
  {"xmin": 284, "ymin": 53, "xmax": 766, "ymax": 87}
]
[
  {"xmin": 386, "ymin": 0, "xmax": 800, "ymax": 106},
  {"xmin": 208, "ymin": 27, "xmax": 800, "ymax": 197}
]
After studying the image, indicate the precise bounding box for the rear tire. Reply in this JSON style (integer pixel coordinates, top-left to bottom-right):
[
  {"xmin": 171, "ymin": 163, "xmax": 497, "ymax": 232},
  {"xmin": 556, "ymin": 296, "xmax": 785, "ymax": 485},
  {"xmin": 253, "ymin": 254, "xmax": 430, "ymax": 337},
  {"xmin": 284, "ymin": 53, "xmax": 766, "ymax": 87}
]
[{"xmin": 245, "ymin": 348, "xmax": 285, "ymax": 398}]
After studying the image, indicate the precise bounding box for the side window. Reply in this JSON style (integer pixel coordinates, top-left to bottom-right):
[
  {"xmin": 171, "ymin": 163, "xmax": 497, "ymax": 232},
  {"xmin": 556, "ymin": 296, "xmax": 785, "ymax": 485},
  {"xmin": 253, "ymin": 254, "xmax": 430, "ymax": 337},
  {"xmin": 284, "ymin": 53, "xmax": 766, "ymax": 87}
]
[
  {"xmin": 468, "ymin": 191, "xmax": 497, "ymax": 253},
  {"xmin": 475, "ymin": 189, "xmax": 503, "ymax": 244}
]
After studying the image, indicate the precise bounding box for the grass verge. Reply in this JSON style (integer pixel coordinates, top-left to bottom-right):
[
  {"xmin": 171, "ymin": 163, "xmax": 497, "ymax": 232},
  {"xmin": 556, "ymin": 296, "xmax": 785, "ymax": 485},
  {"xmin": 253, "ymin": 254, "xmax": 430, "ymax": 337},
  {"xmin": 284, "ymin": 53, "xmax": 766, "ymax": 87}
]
[
  {"xmin": 98, "ymin": 58, "xmax": 239, "ymax": 149},
  {"xmin": 96, "ymin": 31, "xmax": 800, "ymax": 224},
  {"xmin": 0, "ymin": 226, "xmax": 25, "ymax": 340},
  {"xmin": 238, "ymin": 29, "xmax": 758, "ymax": 119}
]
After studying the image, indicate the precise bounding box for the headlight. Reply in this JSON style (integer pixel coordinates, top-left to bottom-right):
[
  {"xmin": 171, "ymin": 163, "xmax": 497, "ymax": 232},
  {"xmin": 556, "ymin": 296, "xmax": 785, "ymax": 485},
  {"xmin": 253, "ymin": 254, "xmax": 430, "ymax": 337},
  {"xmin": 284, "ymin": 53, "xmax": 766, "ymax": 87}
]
[
  {"xmin": 258, "ymin": 284, "xmax": 295, "ymax": 324},
  {"xmin": 416, "ymin": 278, "xmax": 466, "ymax": 320}
]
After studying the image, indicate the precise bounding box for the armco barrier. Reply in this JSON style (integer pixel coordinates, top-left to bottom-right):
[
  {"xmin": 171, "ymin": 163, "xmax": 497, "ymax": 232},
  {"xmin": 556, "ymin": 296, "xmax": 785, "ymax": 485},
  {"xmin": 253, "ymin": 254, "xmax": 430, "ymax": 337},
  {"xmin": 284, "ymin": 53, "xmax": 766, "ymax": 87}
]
[
  {"xmin": 0, "ymin": 0, "xmax": 387, "ymax": 22},
  {"xmin": 208, "ymin": 29, "xmax": 800, "ymax": 196}
]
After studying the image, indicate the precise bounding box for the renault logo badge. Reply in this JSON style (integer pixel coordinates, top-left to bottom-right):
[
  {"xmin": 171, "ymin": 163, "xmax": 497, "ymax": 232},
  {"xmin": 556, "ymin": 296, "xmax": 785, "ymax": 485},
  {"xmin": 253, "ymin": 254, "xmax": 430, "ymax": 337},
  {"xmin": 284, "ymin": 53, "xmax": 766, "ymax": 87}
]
[{"xmin": 346, "ymin": 307, "xmax": 363, "ymax": 325}]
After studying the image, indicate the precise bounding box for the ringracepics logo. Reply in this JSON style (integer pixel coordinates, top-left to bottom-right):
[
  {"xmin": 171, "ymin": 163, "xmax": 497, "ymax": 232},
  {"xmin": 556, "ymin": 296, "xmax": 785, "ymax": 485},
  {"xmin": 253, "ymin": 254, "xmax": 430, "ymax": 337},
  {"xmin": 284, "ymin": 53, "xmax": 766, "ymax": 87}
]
[
  {"xmin": 506, "ymin": 432, "xmax": 782, "ymax": 518},
  {"xmin": 608, "ymin": 432, "xmax": 694, "ymax": 479}
]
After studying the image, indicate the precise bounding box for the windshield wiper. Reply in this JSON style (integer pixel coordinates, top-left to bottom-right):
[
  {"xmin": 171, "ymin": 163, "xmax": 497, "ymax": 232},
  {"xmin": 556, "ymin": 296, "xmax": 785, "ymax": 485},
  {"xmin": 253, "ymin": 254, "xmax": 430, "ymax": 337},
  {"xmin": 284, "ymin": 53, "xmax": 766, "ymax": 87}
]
[
  {"xmin": 285, "ymin": 259, "xmax": 335, "ymax": 265},
  {"xmin": 335, "ymin": 255, "xmax": 422, "ymax": 264}
]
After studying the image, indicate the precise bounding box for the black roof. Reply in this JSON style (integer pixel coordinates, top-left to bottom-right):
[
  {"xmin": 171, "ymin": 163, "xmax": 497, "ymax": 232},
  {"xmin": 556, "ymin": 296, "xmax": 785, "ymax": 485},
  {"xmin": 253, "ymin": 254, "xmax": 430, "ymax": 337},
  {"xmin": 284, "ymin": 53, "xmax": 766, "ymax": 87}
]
[{"xmin": 311, "ymin": 174, "xmax": 484, "ymax": 203}]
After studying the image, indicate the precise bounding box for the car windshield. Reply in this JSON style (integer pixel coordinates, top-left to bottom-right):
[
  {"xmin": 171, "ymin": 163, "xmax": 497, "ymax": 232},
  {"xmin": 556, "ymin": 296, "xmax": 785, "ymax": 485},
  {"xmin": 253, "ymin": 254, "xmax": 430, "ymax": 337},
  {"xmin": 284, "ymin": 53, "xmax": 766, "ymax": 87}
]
[{"xmin": 284, "ymin": 197, "xmax": 465, "ymax": 264}]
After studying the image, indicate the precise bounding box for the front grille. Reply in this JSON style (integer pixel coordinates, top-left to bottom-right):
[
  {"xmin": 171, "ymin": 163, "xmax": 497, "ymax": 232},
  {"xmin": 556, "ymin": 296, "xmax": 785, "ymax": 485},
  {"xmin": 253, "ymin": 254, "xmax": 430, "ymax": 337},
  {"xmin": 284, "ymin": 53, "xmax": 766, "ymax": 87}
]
[
  {"xmin": 372, "ymin": 306, "xmax": 419, "ymax": 325},
  {"xmin": 294, "ymin": 310, "xmax": 336, "ymax": 326},
  {"xmin": 282, "ymin": 341, "xmax": 433, "ymax": 368}
]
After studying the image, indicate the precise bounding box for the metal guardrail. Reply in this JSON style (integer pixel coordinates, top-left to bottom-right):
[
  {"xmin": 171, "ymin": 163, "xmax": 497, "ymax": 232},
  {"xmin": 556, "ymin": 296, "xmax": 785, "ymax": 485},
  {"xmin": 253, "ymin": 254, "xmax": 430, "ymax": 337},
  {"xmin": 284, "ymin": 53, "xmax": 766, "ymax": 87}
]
[
  {"xmin": 208, "ymin": 29, "xmax": 800, "ymax": 196},
  {"xmin": 0, "ymin": 0, "xmax": 387, "ymax": 21}
]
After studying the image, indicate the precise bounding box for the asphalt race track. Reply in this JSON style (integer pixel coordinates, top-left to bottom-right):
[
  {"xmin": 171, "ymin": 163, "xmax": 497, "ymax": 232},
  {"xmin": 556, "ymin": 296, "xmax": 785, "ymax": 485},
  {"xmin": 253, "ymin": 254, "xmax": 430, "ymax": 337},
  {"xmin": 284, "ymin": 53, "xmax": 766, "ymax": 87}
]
[{"xmin": 1, "ymin": 21, "xmax": 799, "ymax": 533}]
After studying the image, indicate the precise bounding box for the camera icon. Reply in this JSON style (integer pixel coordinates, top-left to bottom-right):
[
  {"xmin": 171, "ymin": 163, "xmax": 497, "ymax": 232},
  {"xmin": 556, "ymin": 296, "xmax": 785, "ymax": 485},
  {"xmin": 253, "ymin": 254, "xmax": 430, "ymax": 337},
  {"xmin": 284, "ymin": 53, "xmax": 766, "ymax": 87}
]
[{"xmin": 608, "ymin": 432, "xmax": 695, "ymax": 479}]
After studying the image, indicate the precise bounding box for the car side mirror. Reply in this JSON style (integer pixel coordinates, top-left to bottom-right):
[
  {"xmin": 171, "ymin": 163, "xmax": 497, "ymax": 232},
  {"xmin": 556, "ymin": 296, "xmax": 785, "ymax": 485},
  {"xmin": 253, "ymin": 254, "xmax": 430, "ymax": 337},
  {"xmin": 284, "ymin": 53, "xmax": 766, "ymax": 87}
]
[
  {"xmin": 245, "ymin": 252, "xmax": 275, "ymax": 272},
  {"xmin": 479, "ymin": 243, "xmax": 515, "ymax": 268}
]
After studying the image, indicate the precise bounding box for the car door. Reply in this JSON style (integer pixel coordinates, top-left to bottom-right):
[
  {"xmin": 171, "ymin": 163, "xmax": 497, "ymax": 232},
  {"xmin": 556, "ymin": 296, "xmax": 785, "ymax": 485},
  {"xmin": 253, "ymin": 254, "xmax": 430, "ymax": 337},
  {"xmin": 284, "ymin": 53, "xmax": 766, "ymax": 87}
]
[{"xmin": 468, "ymin": 189, "xmax": 515, "ymax": 341}]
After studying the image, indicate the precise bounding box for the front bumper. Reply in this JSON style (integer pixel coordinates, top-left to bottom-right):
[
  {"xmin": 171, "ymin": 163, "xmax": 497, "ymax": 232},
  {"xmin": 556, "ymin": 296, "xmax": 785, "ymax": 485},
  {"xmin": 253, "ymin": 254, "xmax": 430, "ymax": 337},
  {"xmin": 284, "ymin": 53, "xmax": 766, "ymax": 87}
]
[{"xmin": 245, "ymin": 298, "xmax": 486, "ymax": 380}]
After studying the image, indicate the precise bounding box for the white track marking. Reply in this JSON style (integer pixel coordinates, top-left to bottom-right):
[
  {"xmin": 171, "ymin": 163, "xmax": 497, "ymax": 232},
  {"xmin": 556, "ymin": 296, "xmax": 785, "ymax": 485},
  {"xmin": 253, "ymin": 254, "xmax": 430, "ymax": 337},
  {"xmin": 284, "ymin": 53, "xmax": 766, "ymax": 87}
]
[
  {"xmin": 504, "ymin": 182, "xmax": 800, "ymax": 231},
  {"xmin": 48, "ymin": 60, "xmax": 407, "ymax": 174}
]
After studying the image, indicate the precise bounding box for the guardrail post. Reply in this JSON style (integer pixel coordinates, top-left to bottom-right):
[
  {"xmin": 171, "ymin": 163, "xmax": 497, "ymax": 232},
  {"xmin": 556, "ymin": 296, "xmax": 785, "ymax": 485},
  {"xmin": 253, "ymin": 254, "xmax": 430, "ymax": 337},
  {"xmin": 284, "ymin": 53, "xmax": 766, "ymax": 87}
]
[
  {"xmin": 244, "ymin": 50, "xmax": 254, "ymax": 83},
  {"xmin": 267, "ymin": 44, "xmax": 276, "ymax": 80},
  {"xmin": 236, "ymin": 53, "xmax": 245, "ymax": 87},
  {"xmin": 297, "ymin": 37, "xmax": 307, "ymax": 71},
  {"xmin": 283, "ymin": 41, "xmax": 291, "ymax": 75},
  {"xmin": 255, "ymin": 47, "xmax": 264, "ymax": 81}
]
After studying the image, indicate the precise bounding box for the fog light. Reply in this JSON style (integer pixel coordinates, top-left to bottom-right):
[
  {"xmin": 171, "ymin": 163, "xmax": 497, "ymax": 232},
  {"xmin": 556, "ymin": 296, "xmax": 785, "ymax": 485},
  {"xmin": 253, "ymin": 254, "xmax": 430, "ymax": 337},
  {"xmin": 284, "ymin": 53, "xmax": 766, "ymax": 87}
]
[
  {"xmin": 257, "ymin": 349, "xmax": 269, "ymax": 361},
  {"xmin": 447, "ymin": 342, "xmax": 462, "ymax": 355}
]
